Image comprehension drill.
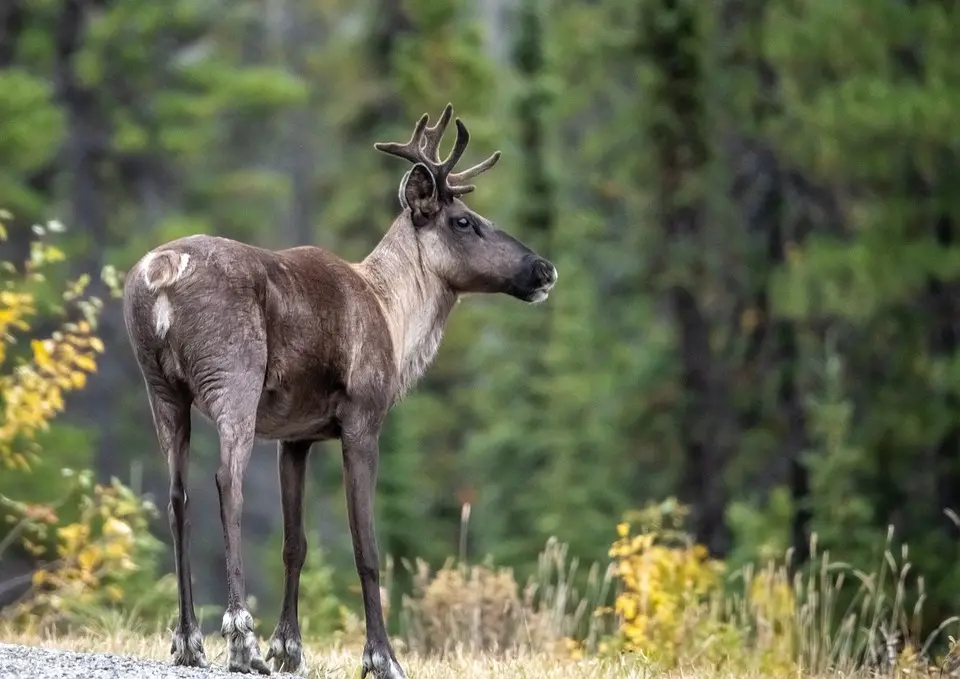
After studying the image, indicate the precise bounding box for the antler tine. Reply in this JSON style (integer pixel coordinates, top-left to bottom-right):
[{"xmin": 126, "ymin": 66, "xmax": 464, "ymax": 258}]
[
  {"xmin": 421, "ymin": 103, "xmax": 454, "ymax": 163},
  {"xmin": 450, "ymin": 183, "xmax": 477, "ymax": 197},
  {"xmin": 450, "ymin": 150, "xmax": 502, "ymax": 184},
  {"xmin": 373, "ymin": 113, "xmax": 430, "ymax": 165},
  {"xmin": 375, "ymin": 107, "xmax": 501, "ymax": 200},
  {"xmin": 438, "ymin": 118, "xmax": 471, "ymax": 178},
  {"xmin": 447, "ymin": 157, "xmax": 500, "ymax": 195}
]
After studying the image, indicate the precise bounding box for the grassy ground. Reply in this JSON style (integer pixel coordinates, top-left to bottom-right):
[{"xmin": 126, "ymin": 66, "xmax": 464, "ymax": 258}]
[
  {"xmin": 4, "ymin": 528, "xmax": 953, "ymax": 678},
  {"xmin": 0, "ymin": 629, "xmax": 670, "ymax": 679},
  {"xmin": 10, "ymin": 628, "xmax": 932, "ymax": 679}
]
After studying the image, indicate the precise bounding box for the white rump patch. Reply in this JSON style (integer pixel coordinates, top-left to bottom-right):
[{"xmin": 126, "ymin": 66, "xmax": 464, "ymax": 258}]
[
  {"xmin": 154, "ymin": 293, "xmax": 173, "ymax": 338},
  {"xmin": 141, "ymin": 251, "xmax": 191, "ymax": 338},
  {"xmin": 175, "ymin": 252, "xmax": 190, "ymax": 280},
  {"xmin": 141, "ymin": 251, "xmax": 191, "ymax": 291},
  {"xmin": 140, "ymin": 252, "xmax": 156, "ymax": 288}
]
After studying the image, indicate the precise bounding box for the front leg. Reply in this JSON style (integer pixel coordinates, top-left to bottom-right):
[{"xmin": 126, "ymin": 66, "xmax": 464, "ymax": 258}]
[{"xmin": 341, "ymin": 421, "xmax": 406, "ymax": 679}]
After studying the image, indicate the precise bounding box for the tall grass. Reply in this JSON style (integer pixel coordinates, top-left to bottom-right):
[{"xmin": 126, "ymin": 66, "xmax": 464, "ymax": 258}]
[
  {"xmin": 396, "ymin": 503, "xmax": 615, "ymax": 656},
  {"xmin": 396, "ymin": 503, "xmax": 960, "ymax": 676},
  {"xmin": 4, "ymin": 499, "xmax": 960, "ymax": 677},
  {"xmin": 719, "ymin": 528, "xmax": 960, "ymax": 675}
]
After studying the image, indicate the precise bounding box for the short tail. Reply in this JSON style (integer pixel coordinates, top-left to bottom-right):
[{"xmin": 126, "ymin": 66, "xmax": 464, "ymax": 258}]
[{"xmin": 142, "ymin": 250, "xmax": 191, "ymax": 291}]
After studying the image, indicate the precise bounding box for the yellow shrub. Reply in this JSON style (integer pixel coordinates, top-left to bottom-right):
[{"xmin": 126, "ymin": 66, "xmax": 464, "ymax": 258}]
[
  {"xmin": 604, "ymin": 513, "xmax": 727, "ymax": 666},
  {"xmin": 3, "ymin": 471, "xmax": 163, "ymax": 629},
  {"xmin": 0, "ymin": 213, "xmax": 167, "ymax": 631},
  {"xmin": 0, "ymin": 215, "xmax": 105, "ymax": 470},
  {"xmin": 602, "ymin": 499, "xmax": 799, "ymax": 674}
]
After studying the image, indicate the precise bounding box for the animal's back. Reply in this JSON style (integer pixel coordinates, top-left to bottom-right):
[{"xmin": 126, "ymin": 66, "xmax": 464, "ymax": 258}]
[
  {"xmin": 125, "ymin": 235, "xmax": 276, "ymax": 351},
  {"xmin": 123, "ymin": 234, "xmax": 396, "ymax": 440}
]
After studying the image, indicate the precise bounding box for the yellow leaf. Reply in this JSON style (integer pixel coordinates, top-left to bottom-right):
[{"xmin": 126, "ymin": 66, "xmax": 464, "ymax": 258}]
[
  {"xmin": 106, "ymin": 584, "xmax": 124, "ymax": 602},
  {"xmin": 616, "ymin": 522, "xmax": 630, "ymax": 538},
  {"xmin": 73, "ymin": 354, "xmax": 97, "ymax": 372},
  {"xmin": 104, "ymin": 540, "xmax": 128, "ymax": 560},
  {"xmin": 58, "ymin": 523, "xmax": 88, "ymax": 552},
  {"xmin": 103, "ymin": 517, "xmax": 132, "ymax": 539},
  {"xmin": 31, "ymin": 569, "xmax": 49, "ymax": 586},
  {"xmin": 77, "ymin": 545, "xmax": 101, "ymax": 572},
  {"xmin": 31, "ymin": 339, "xmax": 54, "ymax": 370},
  {"xmin": 90, "ymin": 337, "xmax": 105, "ymax": 353}
]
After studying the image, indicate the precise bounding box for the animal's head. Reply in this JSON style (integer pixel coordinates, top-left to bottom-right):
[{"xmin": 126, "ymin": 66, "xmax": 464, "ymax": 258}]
[{"xmin": 375, "ymin": 104, "xmax": 557, "ymax": 304}]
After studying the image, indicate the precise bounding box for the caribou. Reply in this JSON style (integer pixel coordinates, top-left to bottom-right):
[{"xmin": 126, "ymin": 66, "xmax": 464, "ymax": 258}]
[{"xmin": 122, "ymin": 104, "xmax": 558, "ymax": 678}]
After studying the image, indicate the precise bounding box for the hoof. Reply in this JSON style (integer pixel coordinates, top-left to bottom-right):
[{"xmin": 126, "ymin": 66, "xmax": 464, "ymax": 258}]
[
  {"xmin": 170, "ymin": 625, "xmax": 207, "ymax": 668},
  {"xmin": 266, "ymin": 631, "xmax": 306, "ymax": 675},
  {"xmin": 222, "ymin": 608, "xmax": 271, "ymax": 675},
  {"xmin": 361, "ymin": 645, "xmax": 407, "ymax": 679}
]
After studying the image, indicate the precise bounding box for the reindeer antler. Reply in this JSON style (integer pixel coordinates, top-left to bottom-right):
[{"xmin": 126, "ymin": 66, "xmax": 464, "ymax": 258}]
[
  {"xmin": 421, "ymin": 104, "xmax": 453, "ymax": 163},
  {"xmin": 374, "ymin": 103, "xmax": 500, "ymax": 198}
]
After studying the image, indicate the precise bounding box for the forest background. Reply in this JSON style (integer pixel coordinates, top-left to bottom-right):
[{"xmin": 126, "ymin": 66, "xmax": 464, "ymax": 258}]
[{"xmin": 3, "ymin": 0, "xmax": 960, "ymax": 670}]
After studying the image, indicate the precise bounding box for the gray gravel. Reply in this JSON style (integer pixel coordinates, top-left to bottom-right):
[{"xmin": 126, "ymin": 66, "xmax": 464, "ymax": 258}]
[{"xmin": 0, "ymin": 644, "xmax": 304, "ymax": 679}]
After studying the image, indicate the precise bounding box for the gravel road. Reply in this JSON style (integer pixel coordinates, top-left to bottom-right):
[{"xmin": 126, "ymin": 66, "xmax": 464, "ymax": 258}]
[{"xmin": 0, "ymin": 644, "xmax": 302, "ymax": 679}]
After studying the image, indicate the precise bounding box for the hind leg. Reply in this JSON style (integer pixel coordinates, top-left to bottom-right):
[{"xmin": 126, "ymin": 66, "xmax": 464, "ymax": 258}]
[
  {"xmin": 209, "ymin": 367, "xmax": 271, "ymax": 675},
  {"xmin": 146, "ymin": 383, "xmax": 206, "ymax": 667},
  {"xmin": 266, "ymin": 439, "xmax": 311, "ymax": 674}
]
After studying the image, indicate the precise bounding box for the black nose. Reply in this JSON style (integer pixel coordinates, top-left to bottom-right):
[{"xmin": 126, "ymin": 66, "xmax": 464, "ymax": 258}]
[{"xmin": 532, "ymin": 257, "xmax": 557, "ymax": 287}]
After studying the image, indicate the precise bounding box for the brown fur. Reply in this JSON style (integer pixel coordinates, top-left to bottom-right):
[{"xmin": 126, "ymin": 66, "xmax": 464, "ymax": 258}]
[{"xmin": 122, "ymin": 105, "xmax": 557, "ymax": 678}]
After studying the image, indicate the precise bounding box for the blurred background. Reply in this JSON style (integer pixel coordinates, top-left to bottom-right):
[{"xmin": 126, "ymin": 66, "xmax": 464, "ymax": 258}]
[{"xmin": 2, "ymin": 0, "xmax": 960, "ymax": 653}]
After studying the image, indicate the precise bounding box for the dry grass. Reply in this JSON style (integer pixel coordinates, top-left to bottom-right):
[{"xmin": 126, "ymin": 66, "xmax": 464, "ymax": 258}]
[
  {"xmin": 5, "ymin": 506, "xmax": 960, "ymax": 678},
  {"xmin": 0, "ymin": 627, "xmax": 918, "ymax": 679},
  {"xmin": 0, "ymin": 628, "xmax": 648, "ymax": 679}
]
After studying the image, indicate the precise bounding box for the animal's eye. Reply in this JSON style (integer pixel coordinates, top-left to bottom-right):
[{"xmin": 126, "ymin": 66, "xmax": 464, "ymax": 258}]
[{"xmin": 454, "ymin": 217, "xmax": 471, "ymax": 230}]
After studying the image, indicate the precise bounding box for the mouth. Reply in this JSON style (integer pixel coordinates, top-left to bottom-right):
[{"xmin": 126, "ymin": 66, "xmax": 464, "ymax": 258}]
[
  {"xmin": 514, "ymin": 263, "xmax": 558, "ymax": 304},
  {"xmin": 524, "ymin": 283, "xmax": 554, "ymax": 304},
  {"xmin": 524, "ymin": 265, "xmax": 558, "ymax": 304}
]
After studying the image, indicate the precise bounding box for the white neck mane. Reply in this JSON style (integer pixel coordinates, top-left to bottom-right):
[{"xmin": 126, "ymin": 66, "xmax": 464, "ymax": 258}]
[{"xmin": 357, "ymin": 219, "xmax": 458, "ymax": 398}]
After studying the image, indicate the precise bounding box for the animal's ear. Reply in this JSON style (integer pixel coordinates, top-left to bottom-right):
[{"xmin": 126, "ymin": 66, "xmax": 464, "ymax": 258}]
[
  {"xmin": 397, "ymin": 170, "xmax": 412, "ymax": 209},
  {"xmin": 401, "ymin": 163, "xmax": 439, "ymax": 227}
]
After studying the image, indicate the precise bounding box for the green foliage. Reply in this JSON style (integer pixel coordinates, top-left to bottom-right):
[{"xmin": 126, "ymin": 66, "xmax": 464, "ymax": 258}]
[
  {"xmin": 759, "ymin": 0, "xmax": 960, "ymax": 623},
  {"xmin": 260, "ymin": 533, "xmax": 346, "ymax": 641},
  {"xmin": 296, "ymin": 544, "xmax": 346, "ymax": 640},
  {"xmin": 0, "ymin": 70, "xmax": 63, "ymax": 216},
  {"xmin": 726, "ymin": 486, "xmax": 793, "ymax": 568},
  {"xmin": 4, "ymin": 0, "xmax": 960, "ymax": 659},
  {"xmin": 0, "ymin": 70, "xmax": 63, "ymax": 172},
  {"xmin": 0, "ymin": 424, "xmax": 95, "ymax": 515}
]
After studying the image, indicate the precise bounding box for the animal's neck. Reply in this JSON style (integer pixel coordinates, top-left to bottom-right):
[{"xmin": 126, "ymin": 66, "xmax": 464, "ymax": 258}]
[{"xmin": 359, "ymin": 220, "xmax": 458, "ymax": 397}]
